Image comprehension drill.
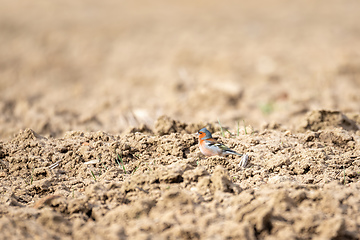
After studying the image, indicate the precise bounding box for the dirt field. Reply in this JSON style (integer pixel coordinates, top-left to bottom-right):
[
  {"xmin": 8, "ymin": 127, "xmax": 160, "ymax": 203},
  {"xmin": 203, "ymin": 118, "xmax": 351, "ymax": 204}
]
[{"xmin": 1, "ymin": 0, "xmax": 360, "ymax": 239}]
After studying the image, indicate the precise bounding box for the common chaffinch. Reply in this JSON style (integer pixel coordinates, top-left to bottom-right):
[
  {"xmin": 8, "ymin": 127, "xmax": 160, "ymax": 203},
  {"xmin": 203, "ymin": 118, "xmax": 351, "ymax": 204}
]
[{"xmin": 197, "ymin": 127, "xmax": 243, "ymax": 157}]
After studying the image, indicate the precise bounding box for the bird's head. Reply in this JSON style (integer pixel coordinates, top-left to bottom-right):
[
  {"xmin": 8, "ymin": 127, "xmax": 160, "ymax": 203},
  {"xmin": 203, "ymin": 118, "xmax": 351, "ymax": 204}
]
[{"xmin": 197, "ymin": 128, "xmax": 212, "ymax": 140}]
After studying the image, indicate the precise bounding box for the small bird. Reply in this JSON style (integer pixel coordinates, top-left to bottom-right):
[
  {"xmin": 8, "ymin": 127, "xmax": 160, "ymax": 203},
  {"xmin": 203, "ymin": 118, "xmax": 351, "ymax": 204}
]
[{"xmin": 197, "ymin": 128, "xmax": 243, "ymax": 157}]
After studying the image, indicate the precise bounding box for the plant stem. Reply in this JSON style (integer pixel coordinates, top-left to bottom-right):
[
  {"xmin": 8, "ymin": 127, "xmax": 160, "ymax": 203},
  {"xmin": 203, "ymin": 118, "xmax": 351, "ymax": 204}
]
[
  {"xmin": 243, "ymin": 120, "xmax": 247, "ymax": 135},
  {"xmin": 30, "ymin": 168, "xmax": 34, "ymax": 185},
  {"xmin": 91, "ymin": 170, "xmax": 97, "ymax": 181},
  {"xmin": 218, "ymin": 119, "xmax": 225, "ymax": 137},
  {"xmin": 132, "ymin": 166, "xmax": 138, "ymax": 175},
  {"xmin": 117, "ymin": 153, "xmax": 127, "ymax": 174}
]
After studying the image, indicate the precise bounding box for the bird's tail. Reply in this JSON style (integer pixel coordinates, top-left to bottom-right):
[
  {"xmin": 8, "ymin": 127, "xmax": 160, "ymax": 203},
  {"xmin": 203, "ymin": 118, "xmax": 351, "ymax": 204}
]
[{"xmin": 224, "ymin": 149, "xmax": 243, "ymax": 156}]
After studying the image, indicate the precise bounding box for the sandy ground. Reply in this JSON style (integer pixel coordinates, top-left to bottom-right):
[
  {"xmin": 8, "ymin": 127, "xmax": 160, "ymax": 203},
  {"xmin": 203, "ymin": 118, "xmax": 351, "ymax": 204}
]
[{"xmin": 1, "ymin": 0, "xmax": 360, "ymax": 239}]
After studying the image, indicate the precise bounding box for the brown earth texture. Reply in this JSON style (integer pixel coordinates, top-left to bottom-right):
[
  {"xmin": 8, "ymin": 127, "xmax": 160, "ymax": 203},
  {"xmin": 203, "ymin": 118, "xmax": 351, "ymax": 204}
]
[{"xmin": 1, "ymin": 0, "xmax": 360, "ymax": 239}]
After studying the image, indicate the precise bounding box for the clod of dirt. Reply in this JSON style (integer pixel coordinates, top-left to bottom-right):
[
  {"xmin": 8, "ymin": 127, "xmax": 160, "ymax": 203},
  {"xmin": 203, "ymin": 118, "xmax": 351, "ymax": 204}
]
[
  {"xmin": 210, "ymin": 166, "xmax": 241, "ymax": 194},
  {"xmin": 302, "ymin": 128, "xmax": 355, "ymax": 147},
  {"xmin": 67, "ymin": 197, "xmax": 92, "ymax": 215},
  {"xmin": 0, "ymin": 216, "xmax": 60, "ymax": 240},
  {"xmin": 33, "ymin": 167, "xmax": 50, "ymax": 181},
  {"xmin": 33, "ymin": 195, "xmax": 63, "ymax": 209},
  {"xmin": 298, "ymin": 110, "xmax": 359, "ymax": 132},
  {"xmin": 196, "ymin": 165, "xmax": 241, "ymax": 196},
  {"xmin": 37, "ymin": 208, "xmax": 72, "ymax": 236},
  {"xmin": 316, "ymin": 216, "xmax": 346, "ymax": 239},
  {"xmin": 154, "ymin": 115, "xmax": 216, "ymax": 136},
  {"xmin": 154, "ymin": 116, "xmax": 189, "ymax": 135},
  {"xmin": 103, "ymin": 198, "xmax": 156, "ymax": 222},
  {"xmin": 318, "ymin": 129, "xmax": 354, "ymax": 146},
  {"xmin": 346, "ymin": 112, "xmax": 360, "ymax": 126}
]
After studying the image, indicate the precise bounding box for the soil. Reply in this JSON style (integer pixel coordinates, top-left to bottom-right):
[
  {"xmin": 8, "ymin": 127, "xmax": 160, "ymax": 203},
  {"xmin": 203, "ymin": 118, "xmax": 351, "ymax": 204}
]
[{"xmin": 1, "ymin": 0, "xmax": 360, "ymax": 239}]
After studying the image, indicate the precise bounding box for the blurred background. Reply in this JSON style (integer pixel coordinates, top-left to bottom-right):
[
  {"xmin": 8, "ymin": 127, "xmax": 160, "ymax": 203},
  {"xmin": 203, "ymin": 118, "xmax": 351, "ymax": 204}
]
[{"xmin": 1, "ymin": 0, "xmax": 360, "ymax": 138}]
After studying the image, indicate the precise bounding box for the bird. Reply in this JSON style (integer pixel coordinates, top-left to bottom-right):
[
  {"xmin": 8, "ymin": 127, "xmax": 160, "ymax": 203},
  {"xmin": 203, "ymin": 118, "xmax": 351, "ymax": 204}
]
[{"xmin": 197, "ymin": 127, "xmax": 243, "ymax": 157}]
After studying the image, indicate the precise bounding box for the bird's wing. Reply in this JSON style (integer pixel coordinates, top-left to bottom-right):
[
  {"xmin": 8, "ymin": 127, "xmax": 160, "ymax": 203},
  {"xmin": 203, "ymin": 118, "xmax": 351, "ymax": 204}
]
[
  {"xmin": 206, "ymin": 139, "xmax": 230, "ymax": 150},
  {"xmin": 206, "ymin": 139, "xmax": 242, "ymax": 156}
]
